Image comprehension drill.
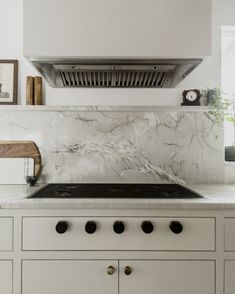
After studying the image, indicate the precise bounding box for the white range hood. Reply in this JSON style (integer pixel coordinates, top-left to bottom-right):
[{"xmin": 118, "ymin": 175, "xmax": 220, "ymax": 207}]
[{"xmin": 23, "ymin": 0, "xmax": 212, "ymax": 88}]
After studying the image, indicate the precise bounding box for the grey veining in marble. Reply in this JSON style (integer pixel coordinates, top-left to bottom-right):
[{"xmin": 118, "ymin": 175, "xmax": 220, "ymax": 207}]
[{"xmin": 0, "ymin": 110, "xmax": 224, "ymax": 184}]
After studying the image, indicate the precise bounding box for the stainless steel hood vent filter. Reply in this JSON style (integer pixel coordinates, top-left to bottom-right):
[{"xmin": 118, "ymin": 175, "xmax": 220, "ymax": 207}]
[{"xmin": 30, "ymin": 59, "xmax": 202, "ymax": 88}]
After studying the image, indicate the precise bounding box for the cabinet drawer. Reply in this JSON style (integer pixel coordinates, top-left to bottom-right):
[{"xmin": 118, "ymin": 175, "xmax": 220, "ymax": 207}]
[
  {"xmin": 0, "ymin": 218, "xmax": 13, "ymax": 251},
  {"xmin": 225, "ymin": 218, "xmax": 235, "ymax": 251},
  {"xmin": 22, "ymin": 217, "xmax": 215, "ymax": 251}
]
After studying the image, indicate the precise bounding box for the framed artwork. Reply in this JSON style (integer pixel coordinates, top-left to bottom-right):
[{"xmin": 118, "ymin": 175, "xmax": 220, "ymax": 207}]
[{"xmin": 0, "ymin": 60, "xmax": 18, "ymax": 105}]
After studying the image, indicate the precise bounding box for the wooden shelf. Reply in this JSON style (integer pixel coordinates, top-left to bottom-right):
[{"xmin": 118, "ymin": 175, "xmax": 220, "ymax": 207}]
[{"xmin": 0, "ymin": 105, "xmax": 211, "ymax": 112}]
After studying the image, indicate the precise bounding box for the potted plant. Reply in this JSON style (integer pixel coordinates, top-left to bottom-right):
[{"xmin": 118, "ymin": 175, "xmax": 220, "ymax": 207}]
[{"xmin": 201, "ymin": 88, "xmax": 235, "ymax": 161}]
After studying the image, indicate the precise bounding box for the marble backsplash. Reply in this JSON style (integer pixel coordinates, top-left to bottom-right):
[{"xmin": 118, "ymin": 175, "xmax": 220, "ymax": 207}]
[{"xmin": 0, "ymin": 109, "xmax": 224, "ymax": 184}]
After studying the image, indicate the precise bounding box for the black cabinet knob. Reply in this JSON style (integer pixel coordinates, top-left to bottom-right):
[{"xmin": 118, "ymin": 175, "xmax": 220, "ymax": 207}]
[
  {"xmin": 169, "ymin": 221, "xmax": 183, "ymax": 234},
  {"xmin": 85, "ymin": 221, "xmax": 97, "ymax": 234},
  {"xmin": 141, "ymin": 221, "xmax": 154, "ymax": 234},
  {"xmin": 55, "ymin": 221, "xmax": 69, "ymax": 234},
  {"xmin": 113, "ymin": 221, "xmax": 125, "ymax": 234}
]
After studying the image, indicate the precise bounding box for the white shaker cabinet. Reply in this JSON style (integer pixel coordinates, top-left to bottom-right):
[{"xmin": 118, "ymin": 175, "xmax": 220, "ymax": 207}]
[
  {"xmin": 22, "ymin": 260, "xmax": 118, "ymax": 294},
  {"xmin": 120, "ymin": 260, "xmax": 215, "ymax": 294},
  {"xmin": 22, "ymin": 259, "xmax": 215, "ymax": 294},
  {"xmin": 2, "ymin": 206, "xmax": 235, "ymax": 294}
]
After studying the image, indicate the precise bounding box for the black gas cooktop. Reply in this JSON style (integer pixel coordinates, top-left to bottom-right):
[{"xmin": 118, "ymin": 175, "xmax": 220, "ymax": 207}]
[{"xmin": 29, "ymin": 184, "xmax": 203, "ymax": 199}]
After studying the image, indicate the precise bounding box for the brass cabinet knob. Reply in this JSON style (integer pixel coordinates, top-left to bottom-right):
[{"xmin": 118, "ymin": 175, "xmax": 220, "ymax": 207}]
[
  {"xmin": 124, "ymin": 266, "xmax": 132, "ymax": 275},
  {"xmin": 107, "ymin": 266, "xmax": 115, "ymax": 275}
]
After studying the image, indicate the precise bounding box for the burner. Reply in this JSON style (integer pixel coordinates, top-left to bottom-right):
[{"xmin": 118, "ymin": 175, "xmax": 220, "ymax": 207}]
[{"xmin": 28, "ymin": 184, "xmax": 203, "ymax": 199}]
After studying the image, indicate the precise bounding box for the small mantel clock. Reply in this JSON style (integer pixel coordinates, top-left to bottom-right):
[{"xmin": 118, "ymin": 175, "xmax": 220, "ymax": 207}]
[{"xmin": 181, "ymin": 89, "xmax": 201, "ymax": 106}]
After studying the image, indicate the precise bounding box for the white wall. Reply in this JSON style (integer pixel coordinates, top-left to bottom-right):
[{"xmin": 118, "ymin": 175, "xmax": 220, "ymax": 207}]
[
  {"xmin": 0, "ymin": 0, "xmax": 234, "ymax": 106},
  {"xmin": 0, "ymin": 0, "xmax": 37, "ymax": 105}
]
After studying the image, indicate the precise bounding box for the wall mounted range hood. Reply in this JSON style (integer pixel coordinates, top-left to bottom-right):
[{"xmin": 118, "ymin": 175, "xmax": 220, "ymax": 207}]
[
  {"xmin": 30, "ymin": 59, "xmax": 202, "ymax": 88},
  {"xmin": 23, "ymin": 0, "xmax": 212, "ymax": 88}
]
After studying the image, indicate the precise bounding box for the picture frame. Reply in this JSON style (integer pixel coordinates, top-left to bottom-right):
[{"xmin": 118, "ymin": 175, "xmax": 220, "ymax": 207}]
[{"xmin": 0, "ymin": 60, "xmax": 18, "ymax": 105}]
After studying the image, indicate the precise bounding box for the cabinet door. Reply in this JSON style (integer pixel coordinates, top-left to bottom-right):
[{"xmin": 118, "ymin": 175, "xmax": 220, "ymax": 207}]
[
  {"xmin": 120, "ymin": 260, "xmax": 215, "ymax": 294},
  {"xmin": 225, "ymin": 218, "xmax": 235, "ymax": 251},
  {"xmin": 225, "ymin": 261, "xmax": 235, "ymax": 294},
  {"xmin": 0, "ymin": 218, "xmax": 13, "ymax": 251},
  {"xmin": 0, "ymin": 261, "xmax": 12, "ymax": 294},
  {"xmin": 22, "ymin": 260, "xmax": 118, "ymax": 294}
]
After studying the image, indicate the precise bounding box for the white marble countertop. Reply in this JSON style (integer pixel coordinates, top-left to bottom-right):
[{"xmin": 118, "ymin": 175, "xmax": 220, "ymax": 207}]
[{"xmin": 0, "ymin": 184, "xmax": 234, "ymax": 209}]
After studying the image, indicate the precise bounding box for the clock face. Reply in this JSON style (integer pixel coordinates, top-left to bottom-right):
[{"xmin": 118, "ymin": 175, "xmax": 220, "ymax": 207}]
[{"xmin": 186, "ymin": 90, "xmax": 198, "ymax": 102}]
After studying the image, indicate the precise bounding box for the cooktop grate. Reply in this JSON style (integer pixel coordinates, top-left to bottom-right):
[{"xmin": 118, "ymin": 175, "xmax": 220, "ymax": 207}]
[{"xmin": 28, "ymin": 184, "xmax": 203, "ymax": 199}]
